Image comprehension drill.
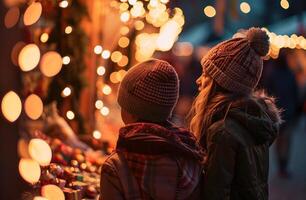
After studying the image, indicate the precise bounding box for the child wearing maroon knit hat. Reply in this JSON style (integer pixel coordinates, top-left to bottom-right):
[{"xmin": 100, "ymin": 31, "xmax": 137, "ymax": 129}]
[{"xmin": 100, "ymin": 59, "xmax": 204, "ymax": 200}]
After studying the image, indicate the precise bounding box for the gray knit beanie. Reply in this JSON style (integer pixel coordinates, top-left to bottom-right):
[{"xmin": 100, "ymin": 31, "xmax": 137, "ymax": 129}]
[
  {"xmin": 117, "ymin": 59, "xmax": 179, "ymax": 122},
  {"xmin": 201, "ymin": 27, "xmax": 270, "ymax": 94}
]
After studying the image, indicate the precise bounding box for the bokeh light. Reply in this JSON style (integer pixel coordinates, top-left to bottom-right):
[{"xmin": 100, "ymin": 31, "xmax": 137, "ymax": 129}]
[
  {"xmin": 41, "ymin": 185, "xmax": 65, "ymax": 200},
  {"xmin": 40, "ymin": 51, "xmax": 63, "ymax": 77},
  {"xmin": 61, "ymin": 87, "xmax": 72, "ymax": 97},
  {"xmin": 102, "ymin": 85, "xmax": 112, "ymax": 95},
  {"xmin": 59, "ymin": 0, "xmax": 69, "ymax": 8},
  {"xmin": 4, "ymin": 7, "xmax": 20, "ymax": 28},
  {"xmin": 65, "ymin": 26, "xmax": 73, "ymax": 34},
  {"xmin": 66, "ymin": 110, "xmax": 75, "ymax": 120},
  {"xmin": 240, "ymin": 2, "xmax": 251, "ymax": 14},
  {"xmin": 95, "ymin": 100, "xmax": 104, "ymax": 109},
  {"xmin": 18, "ymin": 44, "xmax": 40, "ymax": 72},
  {"xmin": 19, "ymin": 158, "xmax": 41, "ymax": 184},
  {"xmin": 1, "ymin": 91, "xmax": 22, "ymax": 122},
  {"xmin": 118, "ymin": 37, "xmax": 130, "ymax": 48},
  {"xmin": 97, "ymin": 66, "xmax": 106, "ymax": 76},
  {"xmin": 280, "ymin": 0, "xmax": 289, "ymax": 9},
  {"xmin": 110, "ymin": 72, "xmax": 120, "ymax": 84},
  {"xmin": 120, "ymin": 26, "xmax": 129, "ymax": 35},
  {"xmin": 24, "ymin": 94, "xmax": 43, "ymax": 120},
  {"xmin": 33, "ymin": 197, "xmax": 48, "ymax": 200},
  {"xmin": 23, "ymin": 2, "xmax": 42, "ymax": 26},
  {"xmin": 118, "ymin": 55, "xmax": 129, "ymax": 67},
  {"xmin": 40, "ymin": 33, "xmax": 49, "ymax": 43},
  {"xmin": 135, "ymin": 20, "xmax": 145, "ymax": 30},
  {"xmin": 93, "ymin": 130, "xmax": 102, "ymax": 139},
  {"xmin": 29, "ymin": 138, "xmax": 52, "ymax": 166},
  {"xmin": 94, "ymin": 45, "xmax": 103, "ymax": 54},
  {"xmin": 111, "ymin": 51, "xmax": 123, "ymax": 63},
  {"xmin": 100, "ymin": 106, "xmax": 110, "ymax": 116},
  {"xmin": 203, "ymin": 5, "xmax": 216, "ymax": 18},
  {"xmin": 101, "ymin": 50, "xmax": 111, "ymax": 59},
  {"xmin": 62, "ymin": 56, "xmax": 71, "ymax": 65},
  {"xmin": 120, "ymin": 2, "xmax": 129, "ymax": 11},
  {"xmin": 120, "ymin": 11, "xmax": 130, "ymax": 22}
]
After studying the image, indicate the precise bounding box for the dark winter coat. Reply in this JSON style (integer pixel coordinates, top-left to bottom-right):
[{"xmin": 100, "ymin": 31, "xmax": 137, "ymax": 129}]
[
  {"xmin": 202, "ymin": 95, "xmax": 282, "ymax": 200},
  {"xmin": 100, "ymin": 122, "xmax": 204, "ymax": 200}
]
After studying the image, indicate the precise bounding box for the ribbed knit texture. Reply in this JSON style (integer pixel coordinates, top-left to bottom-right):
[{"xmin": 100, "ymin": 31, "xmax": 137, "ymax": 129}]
[
  {"xmin": 201, "ymin": 27, "xmax": 270, "ymax": 94},
  {"xmin": 118, "ymin": 59, "xmax": 179, "ymax": 122}
]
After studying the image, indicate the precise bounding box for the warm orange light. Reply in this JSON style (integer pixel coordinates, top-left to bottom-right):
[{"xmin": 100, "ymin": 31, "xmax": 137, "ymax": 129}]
[
  {"xmin": 95, "ymin": 100, "xmax": 104, "ymax": 109},
  {"xmin": 33, "ymin": 197, "xmax": 48, "ymax": 200},
  {"xmin": 4, "ymin": 7, "xmax": 20, "ymax": 29},
  {"xmin": 97, "ymin": 66, "xmax": 106, "ymax": 75},
  {"xmin": 65, "ymin": 26, "xmax": 73, "ymax": 34},
  {"xmin": 102, "ymin": 85, "xmax": 112, "ymax": 95},
  {"xmin": 100, "ymin": 106, "xmax": 110, "ymax": 116},
  {"xmin": 59, "ymin": 0, "xmax": 69, "ymax": 8},
  {"xmin": 128, "ymin": 0, "xmax": 136, "ymax": 5},
  {"xmin": 94, "ymin": 45, "xmax": 103, "ymax": 54},
  {"xmin": 240, "ymin": 2, "xmax": 251, "ymax": 14},
  {"xmin": 280, "ymin": 0, "xmax": 289, "ymax": 9},
  {"xmin": 18, "ymin": 44, "xmax": 40, "ymax": 72},
  {"xmin": 120, "ymin": 26, "xmax": 130, "ymax": 35},
  {"xmin": 203, "ymin": 5, "xmax": 216, "ymax": 17},
  {"xmin": 93, "ymin": 130, "xmax": 102, "ymax": 139},
  {"xmin": 40, "ymin": 51, "xmax": 63, "ymax": 77},
  {"xmin": 41, "ymin": 184, "xmax": 65, "ymax": 200},
  {"xmin": 66, "ymin": 110, "xmax": 75, "ymax": 120},
  {"xmin": 62, "ymin": 56, "xmax": 70, "ymax": 65},
  {"xmin": 111, "ymin": 51, "xmax": 123, "ymax": 63},
  {"xmin": 40, "ymin": 33, "xmax": 49, "ymax": 43},
  {"xmin": 102, "ymin": 50, "xmax": 111, "ymax": 59},
  {"xmin": 1, "ymin": 91, "xmax": 22, "ymax": 122},
  {"xmin": 110, "ymin": 72, "xmax": 120, "ymax": 84},
  {"xmin": 61, "ymin": 87, "xmax": 71, "ymax": 97},
  {"xmin": 135, "ymin": 20, "xmax": 145, "ymax": 30},
  {"xmin": 19, "ymin": 158, "xmax": 41, "ymax": 184},
  {"xmin": 120, "ymin": 11, "xmax": 130, "ymax": 22},
  {"xmin": 24, "ymin": 94, "xmax": 43, "ymax": 120},
  {"xmin": 120, "ymin": 2, "xmax": 129, "ymax": 11},
  {"xmin": 118, "ymin": 37, "xmax": 130, "ymax": 48},
  {"xmin": 29, "ymin": 138, "xmax": 52, "ymax": 166},
  {"xmin": 24, "ymin": 2, "xmax": 42, "ymax": 26},
  {"xmin": 118, "ymin": 55, "xmax": 129, "ymax": 67}
]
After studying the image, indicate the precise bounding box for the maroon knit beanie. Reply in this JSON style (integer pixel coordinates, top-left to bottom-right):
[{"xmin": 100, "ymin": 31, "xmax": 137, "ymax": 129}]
[
  {"xmin": 117, "ymin": 59, "xmax": 179, "ymax": 122},
  {"xmin": 201, "ymin": 27, "xmax": 270, "ymax": 94}
]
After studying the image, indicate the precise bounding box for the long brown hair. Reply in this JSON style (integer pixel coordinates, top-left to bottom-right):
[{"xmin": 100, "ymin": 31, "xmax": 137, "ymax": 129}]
[{"xmin": 188, "ymin": 75, "xmax": 250, "ymax": 147}]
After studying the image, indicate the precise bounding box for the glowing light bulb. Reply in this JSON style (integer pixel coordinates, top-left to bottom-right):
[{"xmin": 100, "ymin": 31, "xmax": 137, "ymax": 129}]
[
  {"xmin": 61, "ymin": 87, "xmax": 71, "ymax": 97},
  {"xmin": 118, "ymin": 55, "xmax": 129, "ymax": 67},
  {"xmin": 41, "ymin": 184, "xmax": 65, "ymax": 200},
  {"xmin": 93, "ymin": 130, "xmax": 102, "ymax": 139},
  {"xmin": 95, "ymin": 100, "xmax": 104, "ymax": 109},
  {"xmin": 203, "ymin": 5, "xmax": 216, "ymax": 18},
  {"xmin": 97, "ymin": 66, "xmax": 106, "ymax": 75},
  {"xmin": 100, "ymin": 106, "xmax": 110, "ymax": 116},
  {"xmin": 24, "ymin": 2, "xmax": 42, "ymax": 26},
  {"xmin": 40, "ymin": 33, "xmax": 49, "ymax": 43},
  {"xmin": 101, "ymin": 50, "xmax": 111, "ymax": 59},
  {"xmin": 65, "ymin": 26, "xmax": 73, "ymax": 34},
  {"xmin": 66, "ymin": 110, "xmax": 75, "ymax": 120},
  {"xmin": 240, "ymin": 2, "xmax": 251, "ymax": 14},
  {"xmin": 120, "ymin": 26, "xmax": 130, "ymax": 35},
  {"xmin": 102, "ymin": 85, "xmax": 112, "ymax": 95},
  {"xmin": 94, "ymin": 45, "xmax": 103, "ymax": 54},
  {"xmin": 18, "ymin": 44, "xmax": 40, "ymax": 72},
  {"xmin": 40, "ymin": 51, "xmax": 63, "ymax": 77},
  {"xmin": 111, "ymin": 51, "xmax": 123, "ymax": 63},
  {"xmin": 135, "ymin": 20, "xmax": 145, "ymax": 30},
  {"xmin": 128, "ymin": 0, "xmax": 136, "ymax": 5},
  {"xmin": 59, "ymin": 0, "xmax": 68, "ymax": 8},
  {"xmin": 62, "ymin": 56, "xmax": 70, "ymax": 65}
]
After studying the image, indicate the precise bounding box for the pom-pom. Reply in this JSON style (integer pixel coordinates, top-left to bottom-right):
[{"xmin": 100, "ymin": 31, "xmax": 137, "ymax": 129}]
[{"xmin": 246, "ymin": 27, "xmax": 270, "ymax": 56}]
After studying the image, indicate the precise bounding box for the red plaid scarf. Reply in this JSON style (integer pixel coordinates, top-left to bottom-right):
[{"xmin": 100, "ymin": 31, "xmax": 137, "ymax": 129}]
[{"xmin": 116, "ymin": 122, "xmax": 204, "ymax": 199}]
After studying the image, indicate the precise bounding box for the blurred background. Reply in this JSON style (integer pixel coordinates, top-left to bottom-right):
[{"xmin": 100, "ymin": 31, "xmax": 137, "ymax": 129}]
[{"xmin": 0, "ymin": 0, "xmax": 306, "ymax": 199}]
